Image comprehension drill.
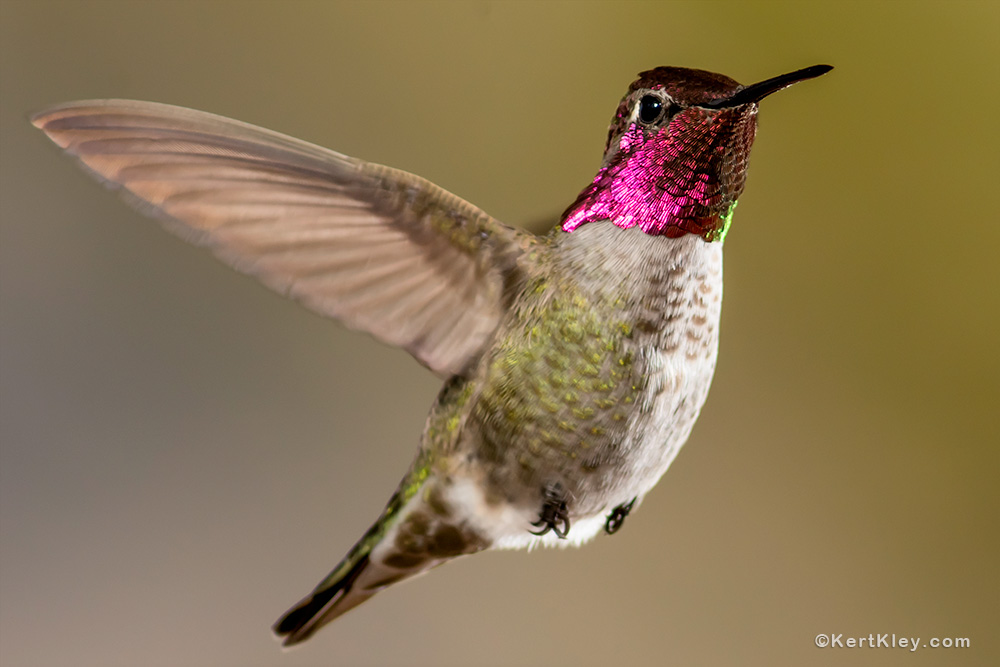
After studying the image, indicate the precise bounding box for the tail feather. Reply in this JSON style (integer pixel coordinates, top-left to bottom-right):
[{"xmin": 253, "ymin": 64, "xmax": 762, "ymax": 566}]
[
  {"xmin": 273, "ymin": 472, "xmax": 492, "ymax": 645},
  {"xmin": 274, "ymin": 481, "xmax": 415, "ymax": 646},
  {"xmin": 273, "ymin": 552, "xmax": 373, "ymax": 646}
]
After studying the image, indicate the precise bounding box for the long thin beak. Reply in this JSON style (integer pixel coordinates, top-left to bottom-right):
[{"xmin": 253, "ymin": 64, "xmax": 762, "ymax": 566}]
[{"xmin": 701, "ymin": 64, "xmax": 833, "ymax": 109}]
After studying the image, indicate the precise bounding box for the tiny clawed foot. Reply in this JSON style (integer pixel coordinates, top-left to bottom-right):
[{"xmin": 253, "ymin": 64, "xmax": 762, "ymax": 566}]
[
  {"xmin": 604, "ymin": 497, "xmax": 637, "ymax": 535},
  {"xmin": 529, "ymin": 482, "xmax": 570, "ymax": 539}
]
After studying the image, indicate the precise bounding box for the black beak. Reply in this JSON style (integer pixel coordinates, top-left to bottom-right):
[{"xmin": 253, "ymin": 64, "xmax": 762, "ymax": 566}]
[{"xmin": 701, "ymin": 64, "xmax": 833, "ymax": 109}]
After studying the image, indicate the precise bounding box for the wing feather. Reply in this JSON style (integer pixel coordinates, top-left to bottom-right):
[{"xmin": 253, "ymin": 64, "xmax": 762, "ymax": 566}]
[{"xmin": 33, "ymin": 100, "xmax": 534, "ymax": 376}]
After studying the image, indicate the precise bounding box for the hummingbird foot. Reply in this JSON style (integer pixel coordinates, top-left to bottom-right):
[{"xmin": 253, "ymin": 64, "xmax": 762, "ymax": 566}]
[
  {"xmin": 604, "ymin": 497, "xmax": 637, "ymax": 535},
  {"xmin": 529, "ymin": 482, "xmax": 571, "ymax": 539}
]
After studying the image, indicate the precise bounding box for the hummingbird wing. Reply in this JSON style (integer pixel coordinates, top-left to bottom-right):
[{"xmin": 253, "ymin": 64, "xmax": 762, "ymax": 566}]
[{"xmin": 32, "ymin": 100, "xmax": 532, "ymax": 377}]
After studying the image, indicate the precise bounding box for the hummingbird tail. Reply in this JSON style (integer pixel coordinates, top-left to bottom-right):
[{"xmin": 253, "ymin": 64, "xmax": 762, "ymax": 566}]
[
  {"xmin": 273, "ymin": 474, "xmax": 491, "ymax": 646},
  {"xmin": 272, "ymin": 539, "xmax": 388, "ymax": 646},
  {"xmin": 272, "ymin": 549, "xmax": 375, "ymax": 647}
]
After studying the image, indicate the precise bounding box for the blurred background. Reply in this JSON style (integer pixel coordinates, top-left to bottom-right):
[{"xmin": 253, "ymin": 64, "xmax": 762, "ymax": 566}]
[{"xmin": 1, "ymin": 1, "xmax": 997, "ymax": 666}]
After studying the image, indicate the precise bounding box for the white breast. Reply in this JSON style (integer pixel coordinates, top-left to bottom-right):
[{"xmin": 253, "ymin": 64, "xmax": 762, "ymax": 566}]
[{"xmin": 491, "ymin": 226, "xmax": 725, "ymax": 550}]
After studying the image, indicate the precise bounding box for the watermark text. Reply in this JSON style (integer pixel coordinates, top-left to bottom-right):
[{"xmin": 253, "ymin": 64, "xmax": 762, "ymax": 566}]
[{"xmin": 814, "ymin": 633, "xmax": 970, "ymax": 652}]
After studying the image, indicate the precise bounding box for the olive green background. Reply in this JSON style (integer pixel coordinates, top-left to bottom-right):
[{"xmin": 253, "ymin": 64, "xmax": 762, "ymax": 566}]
[{"xmin": 1, "ymin": 1, "xmax": 997, "ymax": 665}]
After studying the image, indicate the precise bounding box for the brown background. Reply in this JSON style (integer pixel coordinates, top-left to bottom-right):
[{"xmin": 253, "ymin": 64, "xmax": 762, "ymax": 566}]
[{"xmin": 1, "ymin": 1, "xmax": 997, "ymax": 666}]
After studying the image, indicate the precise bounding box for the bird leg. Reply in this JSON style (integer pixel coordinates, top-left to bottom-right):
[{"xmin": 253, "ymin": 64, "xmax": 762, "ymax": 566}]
[
  {"xmin": 529, "ymin": 482, "xmax": 570, "ymax": 539},
  {"xmin": 604, "ymin": 497, "xmax": 637, "ymax": 535}
]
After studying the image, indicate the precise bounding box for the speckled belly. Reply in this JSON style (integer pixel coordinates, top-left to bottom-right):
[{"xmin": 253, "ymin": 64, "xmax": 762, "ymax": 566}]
[{"xmin": 468, "ymin": 304, "xmax": 717, "ymax": 522}]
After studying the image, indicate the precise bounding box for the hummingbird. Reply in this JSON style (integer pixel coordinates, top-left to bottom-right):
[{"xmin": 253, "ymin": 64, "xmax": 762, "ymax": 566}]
[{"xmin": 32, "ymin": 63, "xmax": 831, "ymax": 646}]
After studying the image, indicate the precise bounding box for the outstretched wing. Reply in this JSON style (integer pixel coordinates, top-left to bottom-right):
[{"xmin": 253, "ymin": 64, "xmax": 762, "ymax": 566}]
[{"xmin": 32, "ymin": 100, "xmax": 532, "ymax": 377}]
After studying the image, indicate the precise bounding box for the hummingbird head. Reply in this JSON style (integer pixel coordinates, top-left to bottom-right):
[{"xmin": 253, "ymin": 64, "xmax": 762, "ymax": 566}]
[{"xmin": 561, "ymin": 65, "xmax": 832, "ymax": 242}]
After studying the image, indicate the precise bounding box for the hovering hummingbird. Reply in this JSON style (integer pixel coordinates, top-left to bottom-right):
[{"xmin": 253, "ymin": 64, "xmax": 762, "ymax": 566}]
[{"xmin": 32, "ymin": 63, "xmax": 831, "ymax": 646}]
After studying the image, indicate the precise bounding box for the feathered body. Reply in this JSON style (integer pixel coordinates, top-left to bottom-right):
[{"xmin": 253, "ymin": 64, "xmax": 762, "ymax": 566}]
[{"xmin": 32, "ymin": 64, "xmax": 831, "ymax": 646}]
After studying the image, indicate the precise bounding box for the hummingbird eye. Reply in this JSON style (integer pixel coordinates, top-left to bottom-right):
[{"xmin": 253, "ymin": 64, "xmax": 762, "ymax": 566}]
[{"xmin": 637, "ymin": 95, "xmax": 664, "ymax": 124}]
